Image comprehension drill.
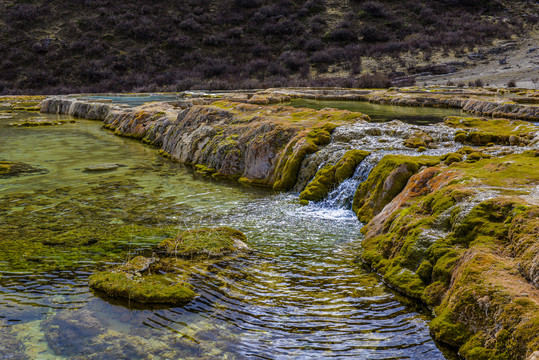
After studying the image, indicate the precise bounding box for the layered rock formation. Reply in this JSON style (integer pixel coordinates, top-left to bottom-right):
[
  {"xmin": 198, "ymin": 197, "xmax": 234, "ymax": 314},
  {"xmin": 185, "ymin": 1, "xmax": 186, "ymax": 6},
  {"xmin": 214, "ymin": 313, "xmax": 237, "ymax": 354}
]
[{"xmin": 41, "ymin": 97, "xmax": 369, "ymax": 190}]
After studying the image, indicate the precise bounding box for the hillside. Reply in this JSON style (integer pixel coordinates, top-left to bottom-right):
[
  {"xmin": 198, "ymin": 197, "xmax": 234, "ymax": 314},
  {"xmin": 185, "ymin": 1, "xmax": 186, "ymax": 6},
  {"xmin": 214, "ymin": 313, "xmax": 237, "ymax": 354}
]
[{"xmin": 0, "ymin": 0, "xmax": 537, "ymax": 94}]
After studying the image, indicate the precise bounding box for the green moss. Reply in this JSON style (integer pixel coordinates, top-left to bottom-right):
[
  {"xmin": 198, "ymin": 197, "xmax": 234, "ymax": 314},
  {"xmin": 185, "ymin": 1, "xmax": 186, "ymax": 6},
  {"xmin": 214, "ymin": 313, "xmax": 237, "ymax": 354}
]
[
  {"xmin": 352, "ymin": 154, "xmax": 441, "ymax": 223},
  {"xmin": 416, "ymin": 260, "xmax": 433, "ymax": 283},
  {"xmin": 445, "ymin": 116, "xmax": 536, "ymax": 146},
  {"xmin": 441, "ymin": 152, "xmax": 463, "ymax": 165},
  {"xmin": 89, "ymin": 271, "xmax": 195, "ymax": 305},
  {"xmin": 158, "ymin": 227, "xmax": 248, "ymax": 257},
  {"xmin": 384, "ymin": 266, "xmax": 425, "ymax": 298},
  {"xmin": 0, "ymin": 163, "xmax": 10, "ymax": 174},
  {"xmin": 194, "ymin": 164, "xmax": 217, "ymax": 176},
  {"xmin": 299, "ymin": 150, "xmax": 370, "ymax": 201},
  {"xmin": 452, "ymin": 199, "xmax": 522, "ymax": 246},
  {"xmin": 466, "ymin": 151, "xmax": 491, "ymax": 163},
  {"xmin": 422, "ymin": 281, "xmax": 448, "ymax": 307},
  {"xmin": 273, "ymin": 125, "xmax": 336, "ymax": 192},
  {"xmin": 430, "ymin": 310, "xmax": 472, "ymax": 348},
  {"xmin": 0, "ymin": 179, "xmax": 185, "ymax": 273}
]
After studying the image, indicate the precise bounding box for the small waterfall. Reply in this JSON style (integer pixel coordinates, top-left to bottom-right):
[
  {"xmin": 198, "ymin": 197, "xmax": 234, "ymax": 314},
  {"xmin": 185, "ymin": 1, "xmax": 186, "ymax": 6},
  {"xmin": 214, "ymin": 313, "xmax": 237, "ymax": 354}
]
[{"xmin": 319, "ymin": 157, "xmax": 375, "ymax": 210}]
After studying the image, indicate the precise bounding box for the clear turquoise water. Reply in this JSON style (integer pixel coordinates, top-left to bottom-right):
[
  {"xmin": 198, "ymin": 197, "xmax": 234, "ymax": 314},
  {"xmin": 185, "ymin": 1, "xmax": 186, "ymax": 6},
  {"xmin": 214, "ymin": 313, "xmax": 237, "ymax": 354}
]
[{"xmin": 0, "ymin": 110, "xmax": 458, "ymax": 359}]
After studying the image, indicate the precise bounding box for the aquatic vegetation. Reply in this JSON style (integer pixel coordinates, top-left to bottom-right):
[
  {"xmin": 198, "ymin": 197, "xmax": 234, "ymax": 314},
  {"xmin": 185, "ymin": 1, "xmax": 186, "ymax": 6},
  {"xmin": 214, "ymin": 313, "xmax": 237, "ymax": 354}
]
[
  {"xmin": 90, "ymin": 227, "xmax": 249, "ymax": 305},
  {"xmin": 159, "ymin": 227, "xmax": 249, "ymax": 258},
  {"xmin": 0, "ymin": 179, "xmax": 188, "ymax": 273},
  {"xmin": 8, "ymin": 118, "xmax": 76, "ymax": 127},
  {"xmin": 0, "ymin": 160, "xmax": 47, "ymax": 177}
]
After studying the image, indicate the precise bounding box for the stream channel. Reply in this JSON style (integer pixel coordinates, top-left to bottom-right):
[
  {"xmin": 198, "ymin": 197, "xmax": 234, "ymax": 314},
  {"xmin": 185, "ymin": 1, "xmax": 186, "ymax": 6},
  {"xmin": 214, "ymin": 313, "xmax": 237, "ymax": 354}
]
[{"xmin": 0, "ymin": 98, "xmax": 464, "ymax": 359}]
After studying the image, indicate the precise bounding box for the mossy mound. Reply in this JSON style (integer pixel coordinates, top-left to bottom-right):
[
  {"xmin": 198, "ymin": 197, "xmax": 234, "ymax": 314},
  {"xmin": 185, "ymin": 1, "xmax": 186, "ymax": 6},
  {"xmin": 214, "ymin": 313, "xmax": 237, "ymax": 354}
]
[
  {"xmin": 300, "ymin": 150, "xmax": 370, "ymax": 201},
  {"xmin": 89, "ymin": 271, "xmax": 195, "ymax": 305},
  {"xmin": 441, "ymin": 152, "xmax": 463, "ymax": 165},
  {"xmin": 403, "ymin": 131, "xmax": 435, "ymax": 149},
  {"xmin": 358, "ymin": 151, "xmax": 539, "ymax": 358},
  {"xmin": 159, "ymin": 227, "xmax": 248, "ymax": 258},
  {"xmin": 445, "ymin": 116, "xmax": 537, "ymax": 146},
  {"xmin": 352, "ymin": 154, "xmax": 441, "ymax": 223},
  {"xmin": 90, "ymin": 226, "xmax": 249, "ymax": 306}
]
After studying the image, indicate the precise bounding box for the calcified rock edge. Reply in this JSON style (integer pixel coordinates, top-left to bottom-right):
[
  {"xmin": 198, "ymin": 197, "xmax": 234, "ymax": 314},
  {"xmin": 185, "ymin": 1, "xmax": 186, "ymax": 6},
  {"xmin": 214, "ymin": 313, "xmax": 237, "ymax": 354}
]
[{"xmin": 40, "ymin": 87, "xmax": 539, "ymax": 360}]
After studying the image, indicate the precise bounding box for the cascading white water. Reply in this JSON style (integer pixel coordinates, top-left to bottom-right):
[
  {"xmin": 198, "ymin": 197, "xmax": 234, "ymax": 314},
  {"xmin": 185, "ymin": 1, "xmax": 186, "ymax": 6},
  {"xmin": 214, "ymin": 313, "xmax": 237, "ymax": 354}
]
[{"xmin": 319, "ymin": 156, "xmax": 376, "ymax": 210}]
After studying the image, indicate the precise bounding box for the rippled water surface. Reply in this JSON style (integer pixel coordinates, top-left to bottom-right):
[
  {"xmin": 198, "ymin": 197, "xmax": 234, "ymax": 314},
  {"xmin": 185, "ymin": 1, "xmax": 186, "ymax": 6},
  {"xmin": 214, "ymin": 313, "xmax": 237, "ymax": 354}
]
[{"xmin": 0, "ymin": 111, "xmax": 458, "ymax": 359}]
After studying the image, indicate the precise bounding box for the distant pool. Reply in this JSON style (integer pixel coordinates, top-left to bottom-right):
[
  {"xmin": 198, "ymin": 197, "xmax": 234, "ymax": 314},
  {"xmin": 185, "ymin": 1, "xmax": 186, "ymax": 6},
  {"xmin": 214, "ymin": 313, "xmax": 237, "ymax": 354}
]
[{"xmin": 87, "ymin": 94, "xmax": 180, "ymax": 107}]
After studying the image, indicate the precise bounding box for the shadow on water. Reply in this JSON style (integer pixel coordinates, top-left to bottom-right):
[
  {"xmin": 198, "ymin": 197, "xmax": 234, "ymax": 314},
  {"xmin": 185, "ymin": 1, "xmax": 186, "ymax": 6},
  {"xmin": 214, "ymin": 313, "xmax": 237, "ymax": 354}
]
[{"xmin": 0, "ymin": 110, "xmax": 461, "ymax": 359}]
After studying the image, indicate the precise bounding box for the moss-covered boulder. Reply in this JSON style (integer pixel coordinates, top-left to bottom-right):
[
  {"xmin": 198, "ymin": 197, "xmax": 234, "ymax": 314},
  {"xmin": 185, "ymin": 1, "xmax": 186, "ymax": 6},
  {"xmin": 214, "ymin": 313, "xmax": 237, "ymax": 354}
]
[
  {"xmin": 89, "ymin": 271, "xmax": 195, "ymax": 305},
  {"xmin": 358, "ymin": 151, "xmax": 539, "ymax": 358},
  {"xmin": 299, "ymin": 150, "xmax": 370, "ymax": 201},
  {"xmin": 89, "ymin": 227, "xmax": 249, "ymax": 306},
  {"xmin": 352, "ymin": 154, "xmax": 441, "ymax": 223},
  {"xmin": 403, "ymin": 131, "xmax": 435, "ymax": 149},
  {"xmin": 445, "ymin": 116, "xmax": 537, "ymax": 146},
  {"xmin": 158, "ymin": 227, "xmax": 248, "ymax": 258}
]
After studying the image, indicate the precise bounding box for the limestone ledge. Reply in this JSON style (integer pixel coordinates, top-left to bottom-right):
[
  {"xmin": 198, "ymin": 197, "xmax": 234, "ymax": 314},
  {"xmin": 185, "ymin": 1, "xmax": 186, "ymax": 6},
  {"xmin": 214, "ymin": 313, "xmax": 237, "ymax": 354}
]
[{"xmin": 40, "ymin": 97, "xmax": 369, "ymax": 191}]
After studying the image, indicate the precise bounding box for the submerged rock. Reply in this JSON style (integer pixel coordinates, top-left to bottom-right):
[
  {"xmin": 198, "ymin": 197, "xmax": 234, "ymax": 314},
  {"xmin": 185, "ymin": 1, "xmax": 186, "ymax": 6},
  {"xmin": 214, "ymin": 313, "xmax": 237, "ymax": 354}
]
[
  {"xmin": 0, "ymin": 160, "xmax": 47, "ymax": 177},
  {"xmin": 42, "ymin": 309, "xmax": 106, "ymax": 357},
  {"xmin": 0, "ymin": 321, "xmax": 29, "ymax": 360},
  {"xmin": 83, "ymin": 163, "xmax": 123, "ymax": 172}
]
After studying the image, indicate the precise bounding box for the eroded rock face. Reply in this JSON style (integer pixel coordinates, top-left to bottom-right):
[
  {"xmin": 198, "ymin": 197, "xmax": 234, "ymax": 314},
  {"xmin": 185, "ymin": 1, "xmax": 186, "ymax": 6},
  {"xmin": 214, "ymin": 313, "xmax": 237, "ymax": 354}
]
[{"xmin": 41, "ymin": 98, "xmax": 368, "ymax": 190}]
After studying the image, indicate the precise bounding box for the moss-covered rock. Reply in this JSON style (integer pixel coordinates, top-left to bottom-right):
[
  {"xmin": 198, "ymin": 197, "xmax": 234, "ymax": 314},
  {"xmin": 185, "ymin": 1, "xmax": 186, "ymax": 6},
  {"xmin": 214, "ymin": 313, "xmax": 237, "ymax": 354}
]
[
  {"xmin": 158, "ymin": 227, "xmax": 249, "ymax": 258},
  {"xmin": 352, "ymin": 154, "xmax": 441, "ymax": 223},
  {"xmin": 357, "ymin": 151, "xmax": 539, "ymax": 358},
  {"xmin": 441, "ymin": 152, "xmax": 463, "ymax": 165},
  {"xmin": 403, "ymin": 131, "xmax": 435, "ymax": 149},
  {"xmin": 299, "ymin": 150, "xmax": 370, "ymax": 201},
  {"xmin": 89, "ymin": 271, "xmax": 195, "ymax": 305},
  {"xmin": 445, "ymin": 116, "xmax": 537, "ymax": 146}
]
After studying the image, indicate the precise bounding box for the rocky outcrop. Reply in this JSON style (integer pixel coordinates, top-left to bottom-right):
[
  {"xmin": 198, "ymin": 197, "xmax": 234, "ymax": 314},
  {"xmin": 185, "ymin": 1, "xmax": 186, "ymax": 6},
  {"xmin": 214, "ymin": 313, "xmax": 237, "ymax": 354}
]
[
  {"xmin": 41, "ymin": 97, "xmax": 369, "ymax": 191},
  {"xmin": 299, "ymin": 149, "xmax": 370, "ymax": 202},
  {"xmin": 40, "ymin": 97, "xmax": 113, "ymax": 120},
  {"xmin": 357, "ymin": 150, "xmax": 539, "ymax": 359}
]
